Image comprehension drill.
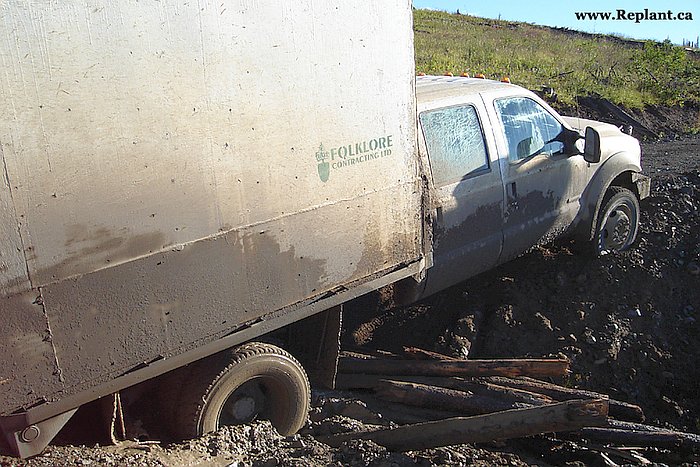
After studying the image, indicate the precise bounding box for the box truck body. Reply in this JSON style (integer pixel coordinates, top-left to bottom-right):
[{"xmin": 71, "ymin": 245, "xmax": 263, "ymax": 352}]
[{"xmin": 0, "ymin": 0, "xmax": 422, "ymax": 456}]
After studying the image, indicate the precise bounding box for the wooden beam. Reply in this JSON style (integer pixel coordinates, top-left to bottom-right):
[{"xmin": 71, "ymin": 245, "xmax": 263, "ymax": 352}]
[
  {"xmin": 320, "ymin": 399, "xmax": 609, "ymax": 451},
  {"xmin": 374, "ymin": 379, "xmax": 521, "ymax": 415},
  {"xmin": 335, "ymin": 373, "xmax": 553, "ymax": 406},
  {"xmin": 484, "ymin": 376, "xmax": 644, "ymax": 422},
  {"xmin": 579, "ymin": 427, "xmax": 700, "ymax": 452},
  {"xmin": 402, "ymin": 347, "xmax": 458, "ymax": 361},
  {"xmin": 338, "ymin": 357, "xmax": 570, "ymax": 378}
]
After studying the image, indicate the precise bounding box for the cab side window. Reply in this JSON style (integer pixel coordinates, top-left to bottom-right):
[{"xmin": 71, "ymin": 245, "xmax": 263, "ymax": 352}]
[
  {"xmin": 419, "ymin": 105, "xmax": 489, "ymax": 187},
  {"xmin": 495, "ymin": 97, "xmax": 564, "ymax": 162}
]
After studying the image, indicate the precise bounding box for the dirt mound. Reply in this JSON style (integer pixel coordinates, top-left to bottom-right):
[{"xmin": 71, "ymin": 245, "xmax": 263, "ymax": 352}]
[{"xmin": 554, "ymin": 98, "xmax": 700, "ymax": 141}]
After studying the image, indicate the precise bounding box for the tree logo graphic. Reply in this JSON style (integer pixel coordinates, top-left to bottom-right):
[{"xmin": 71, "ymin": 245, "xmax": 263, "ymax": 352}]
[{"xmin": 315, "ymin": 143, "xmax": 330, "ymax": 182}]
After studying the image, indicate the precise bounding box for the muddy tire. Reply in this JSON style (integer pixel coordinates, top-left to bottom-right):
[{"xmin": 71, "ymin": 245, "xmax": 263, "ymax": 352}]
[
  {"xmin": 591, "ymin": 186, "xmax": 640, "ymax": 255},
  {"xmin": 170, "ymin": 342, "xmax": 310, "ymax": 439}
]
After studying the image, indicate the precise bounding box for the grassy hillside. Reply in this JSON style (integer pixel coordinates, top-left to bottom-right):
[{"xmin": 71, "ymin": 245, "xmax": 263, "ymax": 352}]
[{"xmin": 413, "ymin": 9, "xmax": 700, "ymax": 109}]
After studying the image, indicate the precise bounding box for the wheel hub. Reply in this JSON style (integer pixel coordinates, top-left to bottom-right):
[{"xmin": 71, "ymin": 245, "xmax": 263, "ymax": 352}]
[
  {"xmin": 229, "ymin": 396, "xmax": 257, "ymax": 422},
  {"xmin": 603, "ymin": 209, "xmax": 631, "ymax": 250},
  {"xmin": 220, "ymin": 379, "xmax": 270, "ymax": 426}
]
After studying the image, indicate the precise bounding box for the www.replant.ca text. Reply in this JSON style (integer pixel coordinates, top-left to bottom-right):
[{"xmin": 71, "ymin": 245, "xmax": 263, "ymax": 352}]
[{"xmin": 575, "ymin": 9, "xmax": 693, "ymax": 23}]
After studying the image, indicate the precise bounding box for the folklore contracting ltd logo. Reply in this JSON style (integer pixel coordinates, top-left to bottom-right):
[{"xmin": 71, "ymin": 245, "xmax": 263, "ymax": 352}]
[{"xmin": 314, "ymin": 135, "xmax": 393, "ymax": 183}]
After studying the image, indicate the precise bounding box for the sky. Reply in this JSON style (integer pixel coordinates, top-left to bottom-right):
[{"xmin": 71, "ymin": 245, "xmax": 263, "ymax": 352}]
[{"xmin": 412, "ymin": 0, "xmax": 698, "ymax": 46}]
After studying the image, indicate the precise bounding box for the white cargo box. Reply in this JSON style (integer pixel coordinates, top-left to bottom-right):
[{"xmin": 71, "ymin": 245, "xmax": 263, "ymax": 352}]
[{"xmin": 0, "ymin": 0, "xmax": 421, "ymax": 417}]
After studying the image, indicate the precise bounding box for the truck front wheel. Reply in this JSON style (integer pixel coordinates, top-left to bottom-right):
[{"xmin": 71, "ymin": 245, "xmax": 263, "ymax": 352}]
[
  {"xmin": 592, "ymin": 186, "xmax": 640, "ymax": 255},
  {"xmin": 171, "ymin": 342, "xmax": 310, "ymax": 439}
]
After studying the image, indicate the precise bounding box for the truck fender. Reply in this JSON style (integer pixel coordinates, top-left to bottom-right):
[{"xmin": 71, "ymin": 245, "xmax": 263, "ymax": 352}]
[{"xmin": 573, "ymin": 151, "xmax": 643, "ymax": 243}]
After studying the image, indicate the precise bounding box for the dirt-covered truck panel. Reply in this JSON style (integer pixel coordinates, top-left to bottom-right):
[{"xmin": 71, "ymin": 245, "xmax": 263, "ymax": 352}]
[
  {"xmin": 399, "ymin": 76, "xmax": 649, "ymax": 302},
  {"xmin": 0, "ymin": 0, "xmax": 420, "ymax": 417}
]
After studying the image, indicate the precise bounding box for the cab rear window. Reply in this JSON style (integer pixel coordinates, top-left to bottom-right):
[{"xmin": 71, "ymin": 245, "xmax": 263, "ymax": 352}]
[{"xmin": 419, "ymin": 105, "xmax": 489, "ymax": 186}]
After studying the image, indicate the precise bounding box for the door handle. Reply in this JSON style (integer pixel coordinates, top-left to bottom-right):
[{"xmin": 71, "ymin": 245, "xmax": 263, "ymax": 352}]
[
  {"xmin": 507, "ymin": 182, "xmax": 518, "ymax": 206},
  {"xmin": 508, "ymin": 182, "xmax": 517, "ymax": 199}
]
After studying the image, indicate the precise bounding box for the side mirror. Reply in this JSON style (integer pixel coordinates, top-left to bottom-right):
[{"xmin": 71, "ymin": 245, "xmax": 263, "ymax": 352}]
[
  {"xmin": 550, "ymin": 126, "xmax": 583, "ymax": 156},
  {"xmin": 583, "ymin": 127, "xmax": 601, "ymax": 164}
]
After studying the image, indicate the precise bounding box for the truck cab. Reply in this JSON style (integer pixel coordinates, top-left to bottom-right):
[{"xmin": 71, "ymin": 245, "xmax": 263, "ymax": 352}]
[{"xmin": 410, "ymin": 75, "xmax": 650, "ymax": 299}]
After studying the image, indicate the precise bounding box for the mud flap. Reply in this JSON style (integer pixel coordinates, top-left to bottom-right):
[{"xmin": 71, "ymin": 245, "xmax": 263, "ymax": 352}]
[
  {"xmin": 633, "ymin": 173, "xmax": 651, "ymax": 200},
  {"xmin": 286, "ymin": 305, "xmax": 342, "ymax": 389},
  {"xmin": 0, "ymin": 408, "xmax": 78, "ymax": 458}
]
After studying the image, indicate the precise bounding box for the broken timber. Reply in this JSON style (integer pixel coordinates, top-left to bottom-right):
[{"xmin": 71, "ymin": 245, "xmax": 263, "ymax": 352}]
[
  {"xmin": 374, "ymin": 380, "xmax": 525, "ymax": 415},
  {"xmin": 484, "ymin": 376, "xmax": 644, "ymax": 422},
  {"xmin": 402, "ymin": 347, "xmax": 459, "ymax": 361},
  {"xmin": 338, "ymin": 356, "xmax": 570, "ymax": 378},
  {"xmin": 579, "ymin": 427, "xmax": 700, "ymax": 453},
  {"xmin": 335, "ymin": 373, "xmax": 646, "ymax": 425},
  {"xmin": 321, "ymin": 399, "xmax": 609, "ymax": 451},
  {"xmin": 335, "ymin": 374, "xmax": 553, "ymax": 406},
  {"xmin": 558, "ymin": 421, "xmax": 700, "ymax": 454}
]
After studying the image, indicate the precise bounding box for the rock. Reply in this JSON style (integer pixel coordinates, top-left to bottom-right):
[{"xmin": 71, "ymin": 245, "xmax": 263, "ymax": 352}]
[
  {"xmin": 534, "ymin": 312, "xmax": 553, "ymax": 331},
  {"xmin": 285, "ymin": 436, "xmax": 306, "ymax": 449},
  {"xmin": 446, "ymin": 334, "xmax": 472, "ymax": 359},
  {"xmin": 497, "ymin": 304, "xmax": 516, "ymax": 326},
  {"xmin": 454, "ymin": 315, "xmax": 478, "ymax": 340}
]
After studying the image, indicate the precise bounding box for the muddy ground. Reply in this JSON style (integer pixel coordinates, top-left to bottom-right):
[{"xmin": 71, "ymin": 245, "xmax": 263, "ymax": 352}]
[{"xmin": 2, "ymin": 131, "xmax": 699, "ymax": 465}]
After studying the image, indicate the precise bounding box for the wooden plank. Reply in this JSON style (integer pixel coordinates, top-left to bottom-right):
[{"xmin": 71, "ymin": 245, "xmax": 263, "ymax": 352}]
[
  {"xmin": 338, "ymin": 357, "xmax": 570, "ymax": 378},
  {"xmin": 607, "ymin": 419, "xmax": 679, "ymax": 432},
  {"xmin": 484, "ymin": 376, "xmax": 644, "ymax": 422},
  {"xmin": 319, "ymin": 399, "xmax": 609, "ymax": 451},
  {"xmin": 374, "ymin": 380, "xmax": 521, "ymax": 415},
  {"xmin": 402, "ymin": 347, "xmax": 458, "ymax": 361},
  {"xmin": 579, "ymin": 427, "xmax": 700, "ymax": 452},
  {"xmin": 335, "ymin": 373, "xmax": 553, "ymax": 406}
]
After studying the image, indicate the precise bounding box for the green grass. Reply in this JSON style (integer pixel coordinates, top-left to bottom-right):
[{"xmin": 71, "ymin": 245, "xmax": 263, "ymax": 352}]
[{"xmin": 414, "ymin": 9, "xmax": 700, "ymax": 108}]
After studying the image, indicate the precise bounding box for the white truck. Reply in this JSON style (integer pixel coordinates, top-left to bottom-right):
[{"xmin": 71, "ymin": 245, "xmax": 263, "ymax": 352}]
[{"xmin": 0, "ymin": 1, "xmax": 649, "ymax": 458}]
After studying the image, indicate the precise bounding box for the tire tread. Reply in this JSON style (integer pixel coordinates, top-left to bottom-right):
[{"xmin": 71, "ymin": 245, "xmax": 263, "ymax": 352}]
[
  {"xmin": 169, "ymin": 342, "xmax": 310, "ymax": 440},
  {"xmin": 591, "ymin": 185, "xmax": 640, "ymax": 255}
]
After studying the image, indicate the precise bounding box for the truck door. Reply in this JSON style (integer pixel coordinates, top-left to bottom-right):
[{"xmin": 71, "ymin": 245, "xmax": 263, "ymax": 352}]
[
  {"xmin": 491, "ymin": 96, "xmax": 587, "ymax": 263},
  {"xmin": 418, "ymin": 102, "xmax": 504, "ymax": 297}
]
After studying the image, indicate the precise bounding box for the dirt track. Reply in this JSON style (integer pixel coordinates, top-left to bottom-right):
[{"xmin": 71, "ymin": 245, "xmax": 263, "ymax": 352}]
[{"xmin": 2, "ymin": 136, "xmax": 698, "ymax": 466}]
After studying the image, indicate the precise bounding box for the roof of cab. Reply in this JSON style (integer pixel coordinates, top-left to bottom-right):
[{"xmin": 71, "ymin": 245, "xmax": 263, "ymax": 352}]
[{"xmin": 416, "ymin": 75, "xmax": 518, "ymax": 104}]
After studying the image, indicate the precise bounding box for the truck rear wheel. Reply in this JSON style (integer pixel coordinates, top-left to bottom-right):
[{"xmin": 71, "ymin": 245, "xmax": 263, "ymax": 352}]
[
  {"xmin": 171, "ymin": 342, "xmax": 310, "ymax": 439},
  {"xmin": 592, "ymin": 186, "xmax": 640, "ymax": 255}
]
